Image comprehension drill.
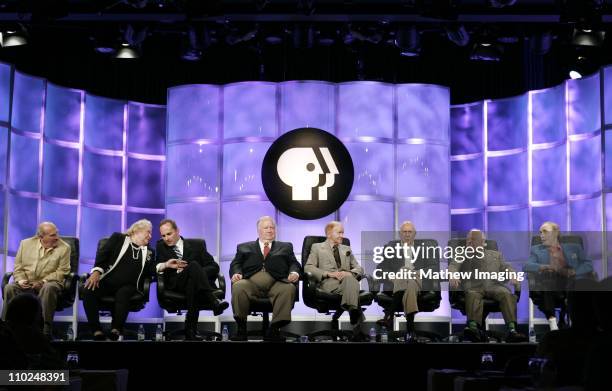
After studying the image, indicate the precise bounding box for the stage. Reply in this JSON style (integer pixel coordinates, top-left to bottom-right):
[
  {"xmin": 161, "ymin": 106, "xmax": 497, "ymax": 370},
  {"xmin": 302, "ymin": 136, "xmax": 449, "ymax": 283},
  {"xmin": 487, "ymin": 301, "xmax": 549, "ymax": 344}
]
[{"xmin": 51, "ymin": 340, "xmax": 537, "ymax": 390}]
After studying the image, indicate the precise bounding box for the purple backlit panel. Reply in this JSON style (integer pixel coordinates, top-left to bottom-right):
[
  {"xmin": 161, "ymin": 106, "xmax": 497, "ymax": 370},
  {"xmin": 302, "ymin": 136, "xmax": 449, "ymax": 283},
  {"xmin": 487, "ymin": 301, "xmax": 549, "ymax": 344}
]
[
  {"xmin": 12, "ymin": 71, "xmax": 44, "ymax": 133},
  {"xmin": 339, "ymin": 201, "xmax": 394, "ymax": 255},
  {"xmin": 221, "ymin": 201, "xmax": 275, "ymax": 258},
  {"xmin": 0, "ymin": 63, "xmax": 11, "ymax": 123},
  {"xmin": 487, "ymin": 153, "xmax": 528, "ymax": 206},
  {"xmin": 9, "ymin": 132, "xmax": 40, "ymax": 192},
  {"xmin": 451, "ymin": 158, "xmax": 484, "ymax": 209},
  {"xmin": 531, "ymin": 85, "xmax": 566, "ymax": 145},
  {"xmin": 166, "ymin": 202, "xmax": 218, "ymax": 256},
  {"xmin": 127, "ymin": 158, "xmax": 164, "ymax": 208},
  {"xmin": 605, "ymin": 66, "xmax": 612, "ymax": 125},
  {"xmin": 166, "ymin": 143, "xmax": 219, "ymax": 200},
  {"xmin": 79, "ymin": 207, "xmax": 122, "ymax": 260},
  {"xmin": 606, "ymin": 131, "xmax": 612, "ymax": 188},
  {"xmin": 399, "ymin": 201, "xmax": 450, "ymax": 232},
  {"xmin": 570, "ymin": 136, "xmax": 602, "ymax": 195},
  {"xmin": 84, "ymin": 94, "xmax": 124, "ymax": 151},
  {"xmin": 338, "ymin": 82, "xmax": 393, "ymax": 138},
  {"xmin": 167, "ymin": 85, "xmax": 219, "ymax": 142},
  {"xmin": 397, "ymin": 84, "xmax": 449, "ymax": 142},
  {"xmin": 0, "ymin": 126, "xmax": 8, "ymax": 187},
  {"xmin": 224, "ymin": 82, "xmax": 277, "ymax": 139},
  {"xmin": 82, "ymin": 152, "xmax": 122, "ymax": 205},
  {"xmin": 44, "ymin": 84, "xmax": 81, "ymax": 143},
  {"xmin": 451, "ymin": 103, "xmax": 483, "ymax": 156},
  {"xmin": 42, "ymin": 143, "xmax": 79, "ymax": 199},
  {"xmin": 280, "ymin": 81, "xmax": 334, "ymax": 133},
  {"xmin": 486, "ymin": 209, "xmax": 529, "ymax": 260},
  {"xmin": 487, "ymin": 94, "xmax": 528, "ymax": 151},
  {"xmin": 451, "ymin": 213, "xmax": 484, "ymax": 232},
  {"xmin": 570, "ymin": 197, "xmax": 602, "ymax": 261},
  {"xmin": 277, "ymin": 212, "xmax": 335, "ymax": 253},
  {"xmin": 8, "ymin": 195, "xmax": 38, "ymax": 253},
  {"xmin": 532, "ymin": 204, "xmax": 567, "ymax": 232},
  {"xmin": 567, "ymin": 74, "xmax": 601, "ymax": 135},
  {"xmin": 222, "ymin": 142, "xmax": 270, "ymax": 197},
  {"xmin": 346, "ymin": 142, "xmax": 394, "ymax": 198},
  {"xmin": 41, "ymin": 201, "xmax": 77, "ymax": 237},
  {"xmin": 127, "ymin": 212, "xmax": 164, "ymax": 245},
  {"xmin": 532, "ymin": 145, "xmax": 566, "ymax": 202},
  {"xmin": 128, "ymin": 103, "xmax": 166, "ymax": 155},
  {"xmin": 607, "ymin": 194, "xmax": 612, "ymax": 276},
  {"xmin": 397, "ymin": 144, "xmax": 449, "ymax": 200}
]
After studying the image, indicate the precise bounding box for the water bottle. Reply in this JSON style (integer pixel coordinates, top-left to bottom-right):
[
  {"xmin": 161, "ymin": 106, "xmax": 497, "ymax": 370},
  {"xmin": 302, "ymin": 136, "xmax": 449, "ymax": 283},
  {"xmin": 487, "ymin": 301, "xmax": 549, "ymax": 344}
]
[
  {"xmin": 221, "ymin": 325, "xmax": 229, "ymax": 342},
  {"xmin": 155, "ymin": 324, "xmax": 163, "ymax": 342},
  {"xmin": 137, "ymin": 324, "xmax": 145, "ymax": 341},
  {"xmin": 529, "ymin": 326, "xmax": 536, "ymax": 343},
  {"xmin": 66, "ymin": 325, "xmax": 74, "ymax": 341},
  {"xmin": 381, "ymin": 326, "xmax": 388, "ymax": 343},
  {"xmin": 369, "ymin": 327, "xmax": 376, "ymax": 342}
]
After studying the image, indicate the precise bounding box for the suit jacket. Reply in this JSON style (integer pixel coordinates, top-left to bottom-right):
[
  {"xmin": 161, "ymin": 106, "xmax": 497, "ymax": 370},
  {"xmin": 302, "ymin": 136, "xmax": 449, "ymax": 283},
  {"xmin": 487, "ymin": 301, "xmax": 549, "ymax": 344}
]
[
  {"xmin": 90, "ymin": 232, "xmax": 156, "ymax": 292},
  {"xmin": 12, "ymin": 237, "xmax": 71, "ymax": 287},
  {"xmin": 449, "ymin": 248, "xmax": 515, "ymax": 291},
  {"xmin": 155, "ymin": 237, "xmax": 219, "ymax": 289},
  {"xmin": 304, "ymin": 241, "xmax": 363, "ymax": 283},
  {"xmin": 229, "ymin": 240, "xmax": 301, "ymax": 281},
  {"xmin": 523, "ymin": 243, "xmax": 593, "ymax": 278}
]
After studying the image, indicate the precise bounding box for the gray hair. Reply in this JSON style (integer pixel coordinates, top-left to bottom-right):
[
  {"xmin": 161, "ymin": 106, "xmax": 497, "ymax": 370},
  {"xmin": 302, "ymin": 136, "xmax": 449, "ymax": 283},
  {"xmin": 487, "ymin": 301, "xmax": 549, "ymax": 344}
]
[
  {"xmin": 36, "ymin": 222, "xmax": 57, "ymax": 237},
  {"xmin": 256, "ymin": 216, "xmax": 276, "ymax": 230},
  {"xmin": 126, "ymin": 219, "xmax": 152, "ymax": 236}
]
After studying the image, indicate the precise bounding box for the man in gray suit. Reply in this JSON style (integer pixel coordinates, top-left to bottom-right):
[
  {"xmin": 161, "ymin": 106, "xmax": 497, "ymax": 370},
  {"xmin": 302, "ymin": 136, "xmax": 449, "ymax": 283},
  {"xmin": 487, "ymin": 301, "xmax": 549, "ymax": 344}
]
[
  {"xmin": 305, "ymin": 221, "xmax": 366, "ymax": 340},
  {"xmin": 449, "ymin": 229, "xmax": 526, "ymax": 342}
]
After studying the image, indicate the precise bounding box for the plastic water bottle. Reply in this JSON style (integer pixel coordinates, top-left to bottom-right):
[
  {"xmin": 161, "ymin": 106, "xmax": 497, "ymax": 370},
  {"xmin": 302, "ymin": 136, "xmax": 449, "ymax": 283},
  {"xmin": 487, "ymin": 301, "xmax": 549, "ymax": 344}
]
[
  {"xmin": 221, "ymin": 325, "xmax": 229, "ymax": 342},
  {"xmin": 155, "ymin": 324, "xmax": 163, "ymax": 342},
  {"xmin": 529, "ymin": 326, "xmax": 536, "ymax": 343},
  {"xmin": 137, "ymin": 324, "xmax": 145, "ymax": 341},
  {"xmin": 66, "ymin": 325, "xmax": 74, "ymax": 341},
  {"xmin": 381, "ymin": 326, "xmax": 388, "ymax": 343},
  {"xmin": 369, "ymin": 327, "xmax": 376, "ymax": 342}
]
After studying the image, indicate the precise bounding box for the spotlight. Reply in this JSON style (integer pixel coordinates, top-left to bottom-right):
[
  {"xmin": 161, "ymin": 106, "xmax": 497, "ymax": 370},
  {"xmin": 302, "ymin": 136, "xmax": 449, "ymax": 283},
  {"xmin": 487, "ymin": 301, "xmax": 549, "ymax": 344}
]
[
  {"xmin": 1, "ymin": 26, "xmax": 27, "ymax": 47},
  {"xmin": 572, "ymin": 27, "xmax": 605, "ymax": 47},
  {"xmin": 446, "ymin": 24, "xmax": 470, "ymax": 47},
  {"xmin": 114, "ymin": 25, "xmax": 147, "ymax": 59},
  {"xmin": 568, "ymin": 55, "xmax": 597, "ymax": 79},
  {"xmin": 470, "ymin": 40, "xmax": 503, "ymax": 61},
  {"xmin": 181, "ymin": 26, "xmax": 202, "ymax": 61},
  {"xmin": 394, "ymin": 25, "xmax": 420, "ymax": 57},
  {"xmin": 115, "ymin": 43, "xmax": 139, "ymax": 59}
]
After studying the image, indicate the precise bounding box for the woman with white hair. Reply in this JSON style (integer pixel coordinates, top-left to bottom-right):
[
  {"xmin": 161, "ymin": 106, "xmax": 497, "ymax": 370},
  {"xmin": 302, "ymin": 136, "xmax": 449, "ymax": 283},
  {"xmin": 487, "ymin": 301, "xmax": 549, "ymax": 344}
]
[{"xmin": 82, "ymin": 219, "xmax": 155, "ymax": 340}]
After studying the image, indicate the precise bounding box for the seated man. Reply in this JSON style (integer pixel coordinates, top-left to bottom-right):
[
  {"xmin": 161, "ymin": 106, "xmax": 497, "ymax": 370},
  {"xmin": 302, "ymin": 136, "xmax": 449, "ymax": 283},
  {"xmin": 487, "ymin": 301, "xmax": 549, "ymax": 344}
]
[
  {"xmin": 449, "ymin": 229, "xmax": 525, "ymax": 342},
  {"xmin": 230, "ymin": 216, "xmax": 301, "ymax": 341},
  {"xmin": 305, "ymin": 221, "xmax": 367, "ymax": 341},
  {"xmin": 156, "ymin": 219, "xmax": 228, "ymax": 340},
  {"xmin": 378, "ymin": 220, "xmax": 421, "ymax": 341},
  {"xmin": 523, "ymin": 221, "xmax": 593, "ymax": 331},
  {"xmin": 1, "ymin": 222, "xmax": 71, "ymax": 338}
]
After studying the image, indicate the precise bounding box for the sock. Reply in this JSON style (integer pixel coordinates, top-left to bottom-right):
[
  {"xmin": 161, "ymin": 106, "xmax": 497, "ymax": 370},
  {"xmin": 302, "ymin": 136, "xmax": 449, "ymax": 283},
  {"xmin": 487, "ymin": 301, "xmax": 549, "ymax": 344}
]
[
  {"xmin": 468, "ymin": 320, "xmax": 479, "ymax": 330},
  {"xmin": 507, "ymin": 321, "xmax": 517, "ymax": 332},
  {"xmin": 548, "ymin": 317, "xmax": 558, "ymax": 331}
]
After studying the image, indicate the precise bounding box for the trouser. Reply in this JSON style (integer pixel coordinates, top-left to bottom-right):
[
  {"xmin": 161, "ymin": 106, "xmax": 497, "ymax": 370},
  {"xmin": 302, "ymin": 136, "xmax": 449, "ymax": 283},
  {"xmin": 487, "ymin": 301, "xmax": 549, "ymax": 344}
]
[
  {"xmin": 2, "ymin": 281, "xmax": 62, "ymax": 333},
  {"xmin": 465, "ymin": 285, "xmax": 517, "ymax": 325},
  {"xmin": 82, "ymin": 281, "xmax": 138, "ymax": 332},
  {"xmin": 392, "ymin": 275, "xmax": 422, "ymax": 315},
  {"xmin": 172, "ymin": 263, "xmax": 216, "ymax": 326},
  {"xmin": 231, "ymin": 270, "xmax": 295, "ymax": 323}
]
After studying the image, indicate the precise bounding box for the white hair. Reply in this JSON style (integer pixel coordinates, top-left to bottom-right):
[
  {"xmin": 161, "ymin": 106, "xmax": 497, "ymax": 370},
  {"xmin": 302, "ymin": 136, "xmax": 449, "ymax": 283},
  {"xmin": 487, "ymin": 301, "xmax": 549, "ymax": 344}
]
[
  {"xmin": 37, "ymin": 222, "xmax": 57, "ymax": 237},
  {"xmin": 256, "ymin": 216, "xmax": 276, "ymax": 230},
  {"xmin": 126, "ymin": 219, "xmax": 152, "ymax": 236}
]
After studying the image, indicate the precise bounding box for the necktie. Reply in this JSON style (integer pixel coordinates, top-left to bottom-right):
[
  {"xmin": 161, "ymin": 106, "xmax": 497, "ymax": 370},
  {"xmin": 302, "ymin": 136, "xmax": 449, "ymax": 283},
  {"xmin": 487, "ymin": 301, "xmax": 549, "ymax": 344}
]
[
  {"xmin": 263, "ymin": 242, "xmax": 270, "ymax": 259},
  {"xmin": 333, "ymin": 244, "xmax": 342, "ymax": 269},
  {"xmin": 172, "ymin": 245, "xmax": 182, "ymax": 260}
]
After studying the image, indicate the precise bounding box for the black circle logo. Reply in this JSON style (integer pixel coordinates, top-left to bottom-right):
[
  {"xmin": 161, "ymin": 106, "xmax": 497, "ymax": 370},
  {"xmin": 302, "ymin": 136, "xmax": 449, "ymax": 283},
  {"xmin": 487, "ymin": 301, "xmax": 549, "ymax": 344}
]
[{"xmin": 262, "ymin": 128, "xmax": 354, "ymax": 220}]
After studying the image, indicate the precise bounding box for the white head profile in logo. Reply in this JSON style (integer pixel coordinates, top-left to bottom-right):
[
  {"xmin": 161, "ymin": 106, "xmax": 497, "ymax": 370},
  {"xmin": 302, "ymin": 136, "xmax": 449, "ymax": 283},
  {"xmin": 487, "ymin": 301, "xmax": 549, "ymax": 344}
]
[{"xmin": 276, "ymin": 147, "xmax": 339, "ymax": 201}]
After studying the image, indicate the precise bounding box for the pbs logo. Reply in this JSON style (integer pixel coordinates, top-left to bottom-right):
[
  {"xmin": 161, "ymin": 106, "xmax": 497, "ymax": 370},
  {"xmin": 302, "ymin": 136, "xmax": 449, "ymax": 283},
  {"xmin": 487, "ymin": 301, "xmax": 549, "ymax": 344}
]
[{"xmin": 262, "ymin": 128, "xmax": 354, "ymax": 220}]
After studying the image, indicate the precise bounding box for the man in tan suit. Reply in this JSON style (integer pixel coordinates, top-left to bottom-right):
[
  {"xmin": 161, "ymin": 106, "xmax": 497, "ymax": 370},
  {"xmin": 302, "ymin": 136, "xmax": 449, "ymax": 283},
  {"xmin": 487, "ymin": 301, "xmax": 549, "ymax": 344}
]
[
  {"xmin": 1, "ymin": 222, "xmax": 71, "ymax": 337},
  {"xmin": 305, "ymin": 221, "xmax": 366, "ymax": 340},
  {"xmin": 449, "ymin": 229, "xmax": 525, "ymax": 342}
]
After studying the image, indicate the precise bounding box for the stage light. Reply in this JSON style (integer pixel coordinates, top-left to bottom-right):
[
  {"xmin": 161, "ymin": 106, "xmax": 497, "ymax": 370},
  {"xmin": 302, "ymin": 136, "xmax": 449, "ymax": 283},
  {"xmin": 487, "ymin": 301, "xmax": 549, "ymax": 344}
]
[
  {"xmin": 567, "ymin": 55, "xmax": 596, "ymax": 79},
  {"xmin": 1, "ymin": 28, "xmax": 27, "ymax": 47},
  {"xmin": 470, "ymin": 39, "xmax": 503, "ymax": 61},
  {"xmin": 572, "ymin": 27, "xmax": 605, "ymax": 47},
  {"xmin": 181, "ymin": 27, "xmax": 202, "ymax": 61},
  {"xmin": 114, "ymin": 25, "xmax": 146, "ymax": 60},
  {"xmin": 115, "ymin": 43, "xmax": 139, "ymax": 59},
  {"xmin": 446, "ymin": 24, "xmax": 470, "ymax": 47},
  {"xmin": 489, "ymin": 0, "xmax": 516, "ymax": 8}
]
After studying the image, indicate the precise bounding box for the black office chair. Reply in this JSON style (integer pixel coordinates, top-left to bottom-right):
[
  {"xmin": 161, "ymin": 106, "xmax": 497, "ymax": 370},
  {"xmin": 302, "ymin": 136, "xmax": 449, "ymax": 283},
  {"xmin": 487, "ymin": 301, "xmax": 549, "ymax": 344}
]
[
  {"xmin": 527, "ymin": 235, "xmax": 594, "ymax": 328},
  {"xmin": 374, "ymin": 239, "xmax": 443, "ymax": 342},
  {"xmin": 448, "ymin": 238, "xmax": 520, "ymax": 341},
  {"xmin": 78, "ymin": 237, "xmax": 152, "ymax": 338},
  {"xmin": 302, "ymin": 236, "xmax": 374, "ymax": 341},
  {"xmin": 2, "ymin": 236, "xmax": 80, "ymax": 332},
  {"xmin": 156, "ymin": 238, "xmax": 227, "ymax": 340}
]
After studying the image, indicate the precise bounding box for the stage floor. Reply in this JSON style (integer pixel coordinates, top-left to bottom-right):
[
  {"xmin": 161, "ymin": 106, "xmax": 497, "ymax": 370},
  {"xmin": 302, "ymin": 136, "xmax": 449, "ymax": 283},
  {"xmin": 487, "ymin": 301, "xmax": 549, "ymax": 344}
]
[{"xmin": 51, "ymin": 341, "xmax": 537, "ymax": 390}]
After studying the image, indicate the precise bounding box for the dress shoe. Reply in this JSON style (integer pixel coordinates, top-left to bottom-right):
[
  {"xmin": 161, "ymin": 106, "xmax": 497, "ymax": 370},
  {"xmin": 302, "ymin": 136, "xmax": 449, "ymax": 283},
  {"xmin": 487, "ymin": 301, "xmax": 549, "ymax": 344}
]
[
  {"xmin": 93, "ymin": 331, "xmax": 106, "ymax": 341},
  {"xmin": 231, "ymin": 318, "xmax": 248, "ymax": 341},
  {"xmin": 350, "ymin": 331, "xmax": 369, "ymax": 342},
  {"xmin": 376, "ymin": 313, "xmax": 394, "ymax": 329},
  {"xmin": 404, "ymin": 332, "xmax": 419, "ymax": 344},
  {"xmin": 211, "ymin": 299, "xmax": 229, "ymax": 316},
  {"xmin": 185, "ymin": 329, "xmax": 204, "ymax": 341},
  {"xmin": 263, "ymin": 327, "xmax": 286, "ymax": 342},
  {"xmin": 108, "ymin": 330, "xmax": 121, "ymax": 341},
  {"xmin": 463, "ymin": 327, "xmax": 483, "ymax": 342},
  {"xmin": 349, "ymin": 308, "xmax": 364, "ymax": 325},
  {"xmin": 505, "ymin": 329, "xmax": 527, "ymax": 343}
]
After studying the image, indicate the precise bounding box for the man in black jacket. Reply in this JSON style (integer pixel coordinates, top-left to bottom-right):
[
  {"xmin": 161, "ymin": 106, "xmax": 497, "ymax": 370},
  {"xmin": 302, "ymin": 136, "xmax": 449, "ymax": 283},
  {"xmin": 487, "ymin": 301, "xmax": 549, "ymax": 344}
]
[
  {"xmin": 156, "ymin": 219, "xmax": 228, "ymax": 340},
  {"xmin": 229, "ymin": 216, "xmax": 301, "ymax": 341}
]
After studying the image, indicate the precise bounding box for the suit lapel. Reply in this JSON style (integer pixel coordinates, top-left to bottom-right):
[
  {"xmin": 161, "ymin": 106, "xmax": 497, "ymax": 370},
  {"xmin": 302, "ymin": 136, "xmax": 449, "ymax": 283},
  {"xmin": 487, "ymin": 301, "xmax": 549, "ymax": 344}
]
[
  {"xmin": 252, "ymin": 240, "xmax": 264, "ymax": 261},
  {"xmin": 181, "ymin": 237, "xmax": 190, "ymax": 261}
]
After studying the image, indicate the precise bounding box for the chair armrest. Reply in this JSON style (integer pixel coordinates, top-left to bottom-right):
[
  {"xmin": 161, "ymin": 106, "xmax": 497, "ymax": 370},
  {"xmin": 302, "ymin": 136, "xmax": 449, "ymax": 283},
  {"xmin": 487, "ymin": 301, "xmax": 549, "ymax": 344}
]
[
  {"xmin": 1, "ymin": 272, "xmax": 13, "ymax": 299},
  {"xmin": 364, "ymin": 274, "xmax": 375, "ymax": 293},
  {"xmin": 63, "ymin": 272, "xmax": 77, "ymax": 294},
  {"xmin": 142, "ymin": 276, "xmax": 152, "ymax": 302},
  {"xmin": 217, "ymin": 272, "xmax": 227, "ymax": 296},
  {"xmin": 156, "ymin": 272, "xmax": 166, "ymax": 299}
]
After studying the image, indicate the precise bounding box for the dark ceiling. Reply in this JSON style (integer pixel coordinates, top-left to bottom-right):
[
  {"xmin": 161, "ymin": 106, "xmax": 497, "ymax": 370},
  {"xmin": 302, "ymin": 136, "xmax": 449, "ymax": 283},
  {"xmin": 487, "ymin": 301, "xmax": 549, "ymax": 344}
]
[{"xmin": 0, "ymin": 0, "xmax": 609, "ymax": 104}]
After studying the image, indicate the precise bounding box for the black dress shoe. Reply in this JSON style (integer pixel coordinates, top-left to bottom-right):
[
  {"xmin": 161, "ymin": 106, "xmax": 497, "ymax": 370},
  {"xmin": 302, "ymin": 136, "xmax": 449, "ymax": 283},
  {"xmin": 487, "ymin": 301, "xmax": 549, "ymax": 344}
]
[
  {"xmin": 404, "ymin": 332, "xmax": 419, "ymax": 344},
  {"xmin": 505, "ymin": 330, "xmax": 527, "ymax": 343},
  {"xmin": 185, "ymin": 329, "xmax": 204, "ymax": 341},
  {"xmin": 108, "ymin": 331, "xmax": 121, "ymax": 341},
  {"xmin": 93, "ymin": 331, "xmax": 106, "ymax": 341},
  {"xmin": 264, "ymin": 327, "xmax": 286, "ymax": 342},
  {"xmin": 463, "ymin": 327, "xmax": 482, "ymax": 342},
  {"xmin": 211, "ymin": 300, "xmax": 229, "ymax": 316}
]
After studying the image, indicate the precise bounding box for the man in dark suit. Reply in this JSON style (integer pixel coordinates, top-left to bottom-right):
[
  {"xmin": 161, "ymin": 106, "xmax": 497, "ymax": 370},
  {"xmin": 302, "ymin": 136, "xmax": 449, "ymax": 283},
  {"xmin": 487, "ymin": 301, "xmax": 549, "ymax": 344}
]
[
  {"xmin": 156, "ymin": 219, "xmax": 228, "ymax": 340},
  {"xmin": 229, "ymin": 216, "xmax": 301, "ymax": 341}
]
